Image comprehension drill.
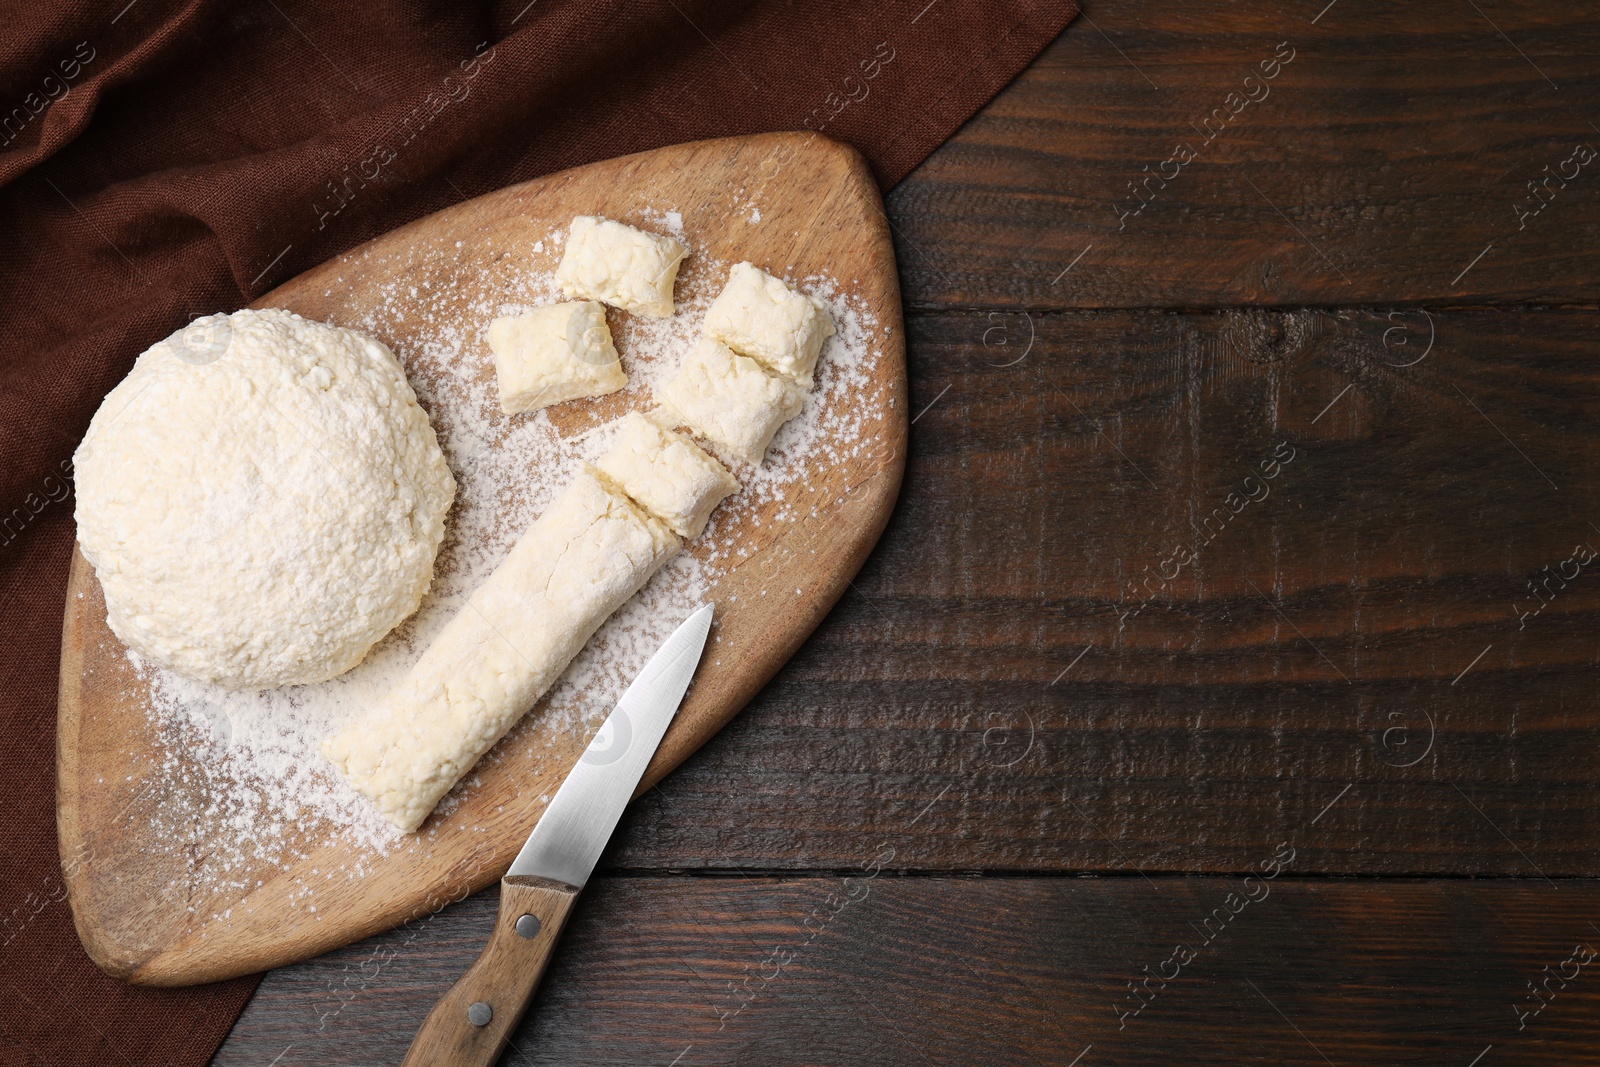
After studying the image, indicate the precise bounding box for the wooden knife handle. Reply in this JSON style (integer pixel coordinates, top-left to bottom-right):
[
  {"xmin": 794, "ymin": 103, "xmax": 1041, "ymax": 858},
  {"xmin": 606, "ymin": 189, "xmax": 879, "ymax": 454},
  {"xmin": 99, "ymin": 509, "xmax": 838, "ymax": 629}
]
[{"xmin": 401, "ymin": 875, "xmax": 581, "ymax": 1067}]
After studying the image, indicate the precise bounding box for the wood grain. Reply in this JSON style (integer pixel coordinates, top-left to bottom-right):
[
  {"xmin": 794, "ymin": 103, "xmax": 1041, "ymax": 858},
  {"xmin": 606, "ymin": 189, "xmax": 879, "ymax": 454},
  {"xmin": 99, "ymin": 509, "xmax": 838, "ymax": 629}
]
[
  {"xmin": 399, "ymin": 876, "xmax": 578, "ymax": 1067},
  {"xmin": 56, "ymin": 132, "xmax": 907, "ymax": 986},
  {"xmin": 213, "ymin": 875, "xmax": 1600, "ymax": 1066},
  {"xmin": 887, "ymin": 0, "xmax": 1600, "ymax": 308},
  {"xmin": 597, "ymin": 306, "xmax": 1600, "ymax": 876}
]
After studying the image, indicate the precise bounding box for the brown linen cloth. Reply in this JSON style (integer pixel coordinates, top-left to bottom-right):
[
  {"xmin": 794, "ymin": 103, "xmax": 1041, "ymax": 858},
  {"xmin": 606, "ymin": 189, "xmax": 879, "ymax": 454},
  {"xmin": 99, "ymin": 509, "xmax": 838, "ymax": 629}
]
[{"xmin": 0, "ymin": 1, "xmax": 1077, "ymax": 1063}]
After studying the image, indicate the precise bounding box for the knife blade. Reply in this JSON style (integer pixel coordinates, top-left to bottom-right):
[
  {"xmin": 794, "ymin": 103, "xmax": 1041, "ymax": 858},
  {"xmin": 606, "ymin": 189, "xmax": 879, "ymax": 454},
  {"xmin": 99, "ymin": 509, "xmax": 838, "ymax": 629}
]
[
  {"xmin": 507, "ymin": 601, "xmax": 713, "ymax": 887},
  {"xmin": 401, "ymin": 603, "xmax": 714, "ymax": 1067}
]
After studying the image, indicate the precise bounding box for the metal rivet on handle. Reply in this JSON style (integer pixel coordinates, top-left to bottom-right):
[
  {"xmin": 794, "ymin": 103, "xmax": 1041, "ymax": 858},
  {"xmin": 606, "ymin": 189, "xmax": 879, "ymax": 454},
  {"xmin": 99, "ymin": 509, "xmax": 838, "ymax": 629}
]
[
  {"xmin": 515, "ymin": 913, "xmax": 542, "ymax": 939},
  {"xmin": 467, "ymin": 1001, "xmax": 493, "ymax": 1027}
]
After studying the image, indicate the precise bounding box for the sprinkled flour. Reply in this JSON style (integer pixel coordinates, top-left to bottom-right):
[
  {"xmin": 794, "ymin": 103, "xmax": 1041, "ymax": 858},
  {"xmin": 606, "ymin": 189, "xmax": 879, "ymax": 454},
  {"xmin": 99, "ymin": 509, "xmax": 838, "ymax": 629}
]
[{"xmin": 126, "ymin": 214, "xmax": 884, "ymax": 894}]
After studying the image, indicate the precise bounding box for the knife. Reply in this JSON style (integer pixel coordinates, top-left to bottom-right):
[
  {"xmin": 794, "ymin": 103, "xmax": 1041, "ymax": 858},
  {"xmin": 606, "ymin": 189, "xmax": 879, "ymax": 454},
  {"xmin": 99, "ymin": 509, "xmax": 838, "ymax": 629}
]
[{"xmin": 400, "ymin": 603, "xmax": 715, "ymax": 1067}]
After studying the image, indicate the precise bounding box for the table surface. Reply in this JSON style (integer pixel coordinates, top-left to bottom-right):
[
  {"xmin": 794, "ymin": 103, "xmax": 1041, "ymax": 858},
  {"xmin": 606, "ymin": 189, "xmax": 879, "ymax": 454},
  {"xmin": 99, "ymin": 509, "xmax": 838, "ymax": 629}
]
[{"xmin": 214, "ymin": 2, "xmax": 1600, "ymax": 1063}]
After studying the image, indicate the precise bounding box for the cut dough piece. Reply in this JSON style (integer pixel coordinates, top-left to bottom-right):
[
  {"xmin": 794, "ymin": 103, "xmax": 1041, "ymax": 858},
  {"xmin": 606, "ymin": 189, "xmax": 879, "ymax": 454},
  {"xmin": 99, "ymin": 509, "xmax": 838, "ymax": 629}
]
[
  {"xmin": 554, "ymin": 215, "xmax": 688, "ymax": 317},
  {"xmin": 658, "ymin": 336, "xmax": 806, "ymax": 466},
  {"xmin": 595, "ymin": 411, "xmax": 740, "ymax": 538},
  {"xmin": 488, "ymin": 300, "xmax": 626, "ymax": 414},
  {"xmin": 703, "ymin": 261, "xmax": 835, "ymax": 385},
  {"xmin": 322, "ymin": 469, "xmax": 679, "ymax": 831}
]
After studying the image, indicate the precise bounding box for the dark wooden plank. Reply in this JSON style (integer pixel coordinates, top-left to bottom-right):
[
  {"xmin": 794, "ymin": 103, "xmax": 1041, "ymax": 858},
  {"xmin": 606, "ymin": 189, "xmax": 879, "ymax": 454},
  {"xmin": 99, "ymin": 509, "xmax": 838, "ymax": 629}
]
[
  {"xmin": 213, "ymin": 875, "xmax": 1600, "ymax": 1066},
  {"xmin": 597, "ymin": 305, "xmax": 1600, "ymax": 875},
  {"xmin": 888, "ymin": 0, "xmax": 1600, "ymax": 308}
]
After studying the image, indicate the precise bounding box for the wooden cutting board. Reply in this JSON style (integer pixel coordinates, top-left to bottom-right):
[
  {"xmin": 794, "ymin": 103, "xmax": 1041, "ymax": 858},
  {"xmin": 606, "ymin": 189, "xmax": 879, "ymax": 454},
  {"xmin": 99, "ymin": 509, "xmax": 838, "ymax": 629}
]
[{"xmin": 56, "ymin": 132, "xmax": 905, "ymax": 986}]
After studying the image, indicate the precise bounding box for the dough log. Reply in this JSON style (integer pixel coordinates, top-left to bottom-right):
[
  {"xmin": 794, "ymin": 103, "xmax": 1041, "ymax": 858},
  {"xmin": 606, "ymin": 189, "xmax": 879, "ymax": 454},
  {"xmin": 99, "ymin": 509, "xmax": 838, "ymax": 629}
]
[
  {"xmin": 324, "ymin": 413, "xmax": 739, "ymax": 832},
  {"xmin": 322, "ymin": 469, "xmax": 679, "ymax": 831}
]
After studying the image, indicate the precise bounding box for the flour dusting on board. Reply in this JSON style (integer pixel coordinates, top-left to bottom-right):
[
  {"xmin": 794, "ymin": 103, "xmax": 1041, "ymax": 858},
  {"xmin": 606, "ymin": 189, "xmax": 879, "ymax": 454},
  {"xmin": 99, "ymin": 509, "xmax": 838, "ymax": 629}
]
[{"xmin": 128, "ymin": 219, "xmax": 884, "ymax": 895}]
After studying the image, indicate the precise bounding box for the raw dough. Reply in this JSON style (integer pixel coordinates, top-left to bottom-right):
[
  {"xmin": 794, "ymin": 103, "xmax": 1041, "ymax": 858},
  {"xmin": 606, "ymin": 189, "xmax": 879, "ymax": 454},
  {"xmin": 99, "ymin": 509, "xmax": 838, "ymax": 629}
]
[
  {"xmin": 73, "ymin": 308, "xmax": 455, "ymax": 689},
  {"xmin": 658, "ymin": 336, "xmax": 806, "ymax": 465},
  {"xmin": 488, "ymin": 300, "xmax": 625, "ymax": 413},
  {"xmin": 322, "ymin": 468, "xmax": 679, "ymax": 831},
  {"xmin": 595, "ymin": 411, "xmax": 739, "ymax": 538},
  {"xmin": 554, "ymin": 215, "xmax": 688, "ymax": 317},
  {"xmin": 703, "ymin": 261, "xmax": 835, "ymax": 385}
]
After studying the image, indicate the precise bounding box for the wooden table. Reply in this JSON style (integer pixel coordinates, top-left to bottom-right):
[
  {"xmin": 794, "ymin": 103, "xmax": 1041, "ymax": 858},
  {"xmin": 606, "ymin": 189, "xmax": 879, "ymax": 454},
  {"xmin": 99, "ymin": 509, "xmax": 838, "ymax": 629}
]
[{"xmin": 213, "ymin": 2, "xmax": 1600, "ymax": 1062}]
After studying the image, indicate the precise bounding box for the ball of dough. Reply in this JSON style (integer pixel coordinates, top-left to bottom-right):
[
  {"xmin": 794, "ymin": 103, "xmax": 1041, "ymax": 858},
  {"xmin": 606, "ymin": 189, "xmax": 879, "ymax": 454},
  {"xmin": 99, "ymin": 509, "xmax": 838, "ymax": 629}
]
[{"xmin": 74, "ymin": 308, "xmax": 456, "ymax": 690}]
